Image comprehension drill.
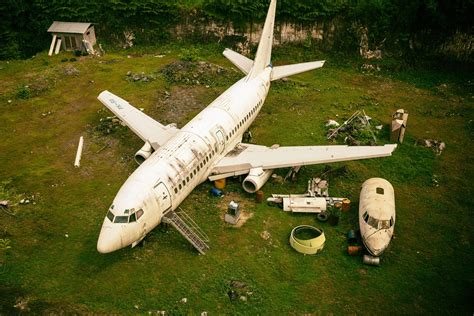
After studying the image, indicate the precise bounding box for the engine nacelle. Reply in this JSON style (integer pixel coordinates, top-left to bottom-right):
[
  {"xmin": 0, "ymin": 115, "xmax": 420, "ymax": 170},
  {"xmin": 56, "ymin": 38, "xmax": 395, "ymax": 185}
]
[
  {"xmin": 242, "ymin": 167, "xmax": 273, "ymax": 193},
  {"xmin": 134, "ymin": 141, "xmax": 154, "ymax": 165}
]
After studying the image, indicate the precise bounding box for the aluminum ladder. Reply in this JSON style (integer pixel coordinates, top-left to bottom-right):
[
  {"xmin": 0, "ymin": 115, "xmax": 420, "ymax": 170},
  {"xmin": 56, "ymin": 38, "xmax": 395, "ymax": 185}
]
[{"xmin": 163, "ymin": 209, "xmax": 210, "ymax": 255}]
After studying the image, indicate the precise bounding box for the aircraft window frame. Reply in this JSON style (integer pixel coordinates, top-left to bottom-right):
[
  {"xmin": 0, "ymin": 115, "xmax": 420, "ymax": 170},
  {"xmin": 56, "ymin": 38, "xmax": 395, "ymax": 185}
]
[
  {"xmin": 376, "ymin": 187, "xmax": 384, "ymax": 195},
  {"xmin": 174, "ymin": 187, "xmax": 178, "ymax": 194},
  {"xmin": 114, "ymin": 216, "xmax": 128, "ymax": 223},
  {"xmin": 178, "ymin": 183, "xmax": 182, "ymax": 190},
  {"xmin": 136, "ymin": 209, "xmax": 144, "ymax": 220},
  {"xmin": 190, "ymin": 173, "xmax": 193, "ymax": 179},
  {"xmin": 193, "ymin": 169, "xmax": 197, "ymax": 175},
  {"xmin": 367, "ymin": 216, "xmax": 379, "ymax": 229},
  {"xmin": 186, "ymin": 176, "xmax": 190, "ymax": 182},
  {"xmin": 380, "ymin": 219, "xmax": 390, "ymax": 229},
  {"xmin": 106, "ymin": 210, "xmax": 114, "ymax": 222},
  {"xmin": 363, "ymin": 211, "xmax": 369, "ymax": 223},
  {"xmin": 182, "ymin": 180, "xmax": 185, "ymax": 186},
  {"xmin": 129, "ymin": 213, "xmax": 136, "ymax": 223}
]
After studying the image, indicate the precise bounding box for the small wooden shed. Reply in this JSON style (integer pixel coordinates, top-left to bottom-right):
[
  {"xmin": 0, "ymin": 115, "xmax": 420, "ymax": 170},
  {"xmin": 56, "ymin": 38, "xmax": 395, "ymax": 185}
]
[{"xmin": 47, "ymin": 21, "xmax": 96, "ymax": 56}]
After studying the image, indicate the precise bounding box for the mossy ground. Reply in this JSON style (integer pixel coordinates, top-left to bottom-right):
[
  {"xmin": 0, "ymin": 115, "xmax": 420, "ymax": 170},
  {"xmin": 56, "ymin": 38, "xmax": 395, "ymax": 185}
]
[{"xmin": 0, "ymin": 43, "xmax": 472, "ymax": 314}]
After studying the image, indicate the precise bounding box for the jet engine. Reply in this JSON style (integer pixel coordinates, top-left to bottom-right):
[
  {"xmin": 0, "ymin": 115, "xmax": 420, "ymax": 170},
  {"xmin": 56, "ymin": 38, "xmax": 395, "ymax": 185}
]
[
  {"xmin": 134, "ymin": 141, "xmax": 154, "ymax": 165},
  {"xmin": 242, "ymin": 167, "xmax": 273, "ymax": 193}
]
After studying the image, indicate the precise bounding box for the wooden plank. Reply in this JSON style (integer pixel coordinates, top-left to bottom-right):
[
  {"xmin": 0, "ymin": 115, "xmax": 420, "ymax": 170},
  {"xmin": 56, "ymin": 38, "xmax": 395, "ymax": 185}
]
[
  {"xmin": 54, "ymin": 38, "xmax": 62, "ymax": 54},
  {"xmin": 48, "ymin": 34, "xmax": 57, "ymax": 56}
]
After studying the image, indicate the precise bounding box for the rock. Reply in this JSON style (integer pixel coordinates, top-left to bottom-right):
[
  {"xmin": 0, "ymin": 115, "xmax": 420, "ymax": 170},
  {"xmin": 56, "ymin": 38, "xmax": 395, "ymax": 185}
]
[
  {"xmin": 0, "ymin": 200, "xmax": 9, "ymax": 207},
  {"xmin": 239, "ymin": 296, "xmax": 247, "ymax": 302},
  {"xmin": 375, "ymin": 125, "xmax": 383, "ymax": 130},
  {"xmin": 201, "ymin": 312, "xmax": 208, "ymax": 316},
  {"xmin": 326, "ymin": 119, "xmax": 340, "ymax": 127},
  {"xmin": 126, "ymin": 71, "xmax": 132, "ymax": 76},
  {"xmin": 227, "ymin": 290, "xmax": 238, "ymax": 301},
  {"xmin": 260, "ymin": 230, "xmax": 271, "ymax": 240},
  {"xmin": 180, "ymin": 298, "xmax": 187, "ymax": 304}
]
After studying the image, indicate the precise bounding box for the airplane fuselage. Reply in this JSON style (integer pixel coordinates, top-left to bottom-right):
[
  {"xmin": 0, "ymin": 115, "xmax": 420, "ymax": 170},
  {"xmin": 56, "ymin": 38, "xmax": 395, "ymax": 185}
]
[{"xmin": 97, "ymin": 68, "xmax": 272, "ymax": 253}]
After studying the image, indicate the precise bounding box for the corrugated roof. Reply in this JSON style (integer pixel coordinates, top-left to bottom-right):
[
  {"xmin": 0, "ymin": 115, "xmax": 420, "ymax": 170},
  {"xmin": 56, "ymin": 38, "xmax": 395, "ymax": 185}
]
[{"xmin": 47, "ymin": 21, "xmax": 92, "ymax": 34}]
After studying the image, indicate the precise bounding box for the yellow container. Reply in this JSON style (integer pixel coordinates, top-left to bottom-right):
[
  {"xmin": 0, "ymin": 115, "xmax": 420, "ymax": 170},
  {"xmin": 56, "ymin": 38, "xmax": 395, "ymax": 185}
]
[
  {"xmin": 342, "ymin": 198, "xmax": 351, "ymax": 212},
  {"xmin": 214, "ymin": 178, "xmax": 226, "ymax": 190}
]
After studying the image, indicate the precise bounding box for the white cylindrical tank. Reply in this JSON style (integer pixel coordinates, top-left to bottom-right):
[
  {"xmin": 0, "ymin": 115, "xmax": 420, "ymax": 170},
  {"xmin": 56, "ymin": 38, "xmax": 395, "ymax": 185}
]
[{"xmin": 359, "ymin": 178, "xmax": 396, "ymax": 257}]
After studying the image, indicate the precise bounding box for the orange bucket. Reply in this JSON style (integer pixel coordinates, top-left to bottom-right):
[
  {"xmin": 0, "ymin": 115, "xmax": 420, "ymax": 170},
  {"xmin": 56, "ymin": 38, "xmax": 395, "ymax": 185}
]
[{"xmin": 214, "ymin": 178, "xmax": 226, "ymax": 190}]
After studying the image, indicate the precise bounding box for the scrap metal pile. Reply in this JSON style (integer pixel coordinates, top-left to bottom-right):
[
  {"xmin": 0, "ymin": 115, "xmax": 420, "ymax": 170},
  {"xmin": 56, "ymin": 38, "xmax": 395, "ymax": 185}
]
[{"xmin": 327, "ymin": 110, "xmax": 380, "ymax": 146}]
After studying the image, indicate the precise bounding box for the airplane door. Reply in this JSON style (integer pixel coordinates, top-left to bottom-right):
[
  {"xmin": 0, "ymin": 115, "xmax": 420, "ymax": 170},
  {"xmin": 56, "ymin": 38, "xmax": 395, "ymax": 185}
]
[
  {"xmin": 215, "ymin": 130, "xmax": 225, "ymax": 153},
  {"xmin": 154, "ymin": 182, "xmax": 171, "ymax": 212}
]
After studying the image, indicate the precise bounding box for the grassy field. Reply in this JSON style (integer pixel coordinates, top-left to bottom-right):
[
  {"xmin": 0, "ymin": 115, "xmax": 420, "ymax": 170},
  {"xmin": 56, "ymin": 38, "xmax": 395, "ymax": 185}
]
[{"xmin": 0, "ymin": 43, "xmax": 473, "ymax": 314}]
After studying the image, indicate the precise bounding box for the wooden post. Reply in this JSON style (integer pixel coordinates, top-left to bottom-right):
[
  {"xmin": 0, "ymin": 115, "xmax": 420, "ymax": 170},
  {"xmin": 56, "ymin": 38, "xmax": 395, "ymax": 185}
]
[{"xmin": 48, "ymin": 34, "xmax": 57, "ymax": 56}]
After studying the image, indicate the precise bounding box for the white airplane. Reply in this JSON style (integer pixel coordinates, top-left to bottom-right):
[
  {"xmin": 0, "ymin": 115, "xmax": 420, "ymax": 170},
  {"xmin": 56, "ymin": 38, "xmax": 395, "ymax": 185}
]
[{"xmin": 96, "ymin": 0, "xmax": 397, "ymax": 254}]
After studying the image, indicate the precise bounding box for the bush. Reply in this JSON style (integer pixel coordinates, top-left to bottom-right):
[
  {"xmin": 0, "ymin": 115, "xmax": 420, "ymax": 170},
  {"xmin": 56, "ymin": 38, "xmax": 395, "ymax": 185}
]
[{"xmin": 16, "ymin": 86, "xmax": 31, "ymax": 99}]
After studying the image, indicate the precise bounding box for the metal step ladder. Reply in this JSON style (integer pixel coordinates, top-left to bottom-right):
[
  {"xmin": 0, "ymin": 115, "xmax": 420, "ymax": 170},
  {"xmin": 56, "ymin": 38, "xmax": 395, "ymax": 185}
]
[{"xmin": 163, "ymin": 209, "xmax": 210, "ymax": 255}]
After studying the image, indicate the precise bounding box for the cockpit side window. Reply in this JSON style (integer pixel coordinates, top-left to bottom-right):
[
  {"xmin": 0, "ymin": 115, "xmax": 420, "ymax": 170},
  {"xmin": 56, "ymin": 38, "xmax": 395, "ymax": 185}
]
[
  {"xmin": 114, "ymin": 216, "xmax": 128, "ymax": 223},
  {"xmin": 363, "ymin": 211, "xmax": 369, "ymax": 223},
  {"xmin": 367, "ymin": 216, "xmax": 379, "ymax": 229},
  {"xmin": 376, "ymin": 187, "xmax": 384, "ymax": 195},
  {"xmin": 129, "ymin": 213, "xmax": 136, "ymax": 223},
  {"xmin": 106, "ymin": 210, "xmax": 114, "ymax": 222},
  {"xmin": 136, "ymin": 209, "xmax": 144, "ymax": 220}
]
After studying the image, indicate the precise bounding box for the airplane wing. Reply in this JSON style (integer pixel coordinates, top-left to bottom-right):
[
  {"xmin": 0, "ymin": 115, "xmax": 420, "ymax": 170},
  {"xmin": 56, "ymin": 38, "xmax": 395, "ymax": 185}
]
[
  {"xmin": 98, "ymin": 90, "xmax": 179, "ymax": 149},
  {"xmin": 209, "ymin": 143, "xmax": 397, "ymax": 180}
]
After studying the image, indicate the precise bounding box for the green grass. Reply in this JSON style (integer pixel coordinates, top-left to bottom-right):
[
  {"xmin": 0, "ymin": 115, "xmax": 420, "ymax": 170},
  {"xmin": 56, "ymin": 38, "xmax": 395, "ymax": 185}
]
[{"xmin": 0, "ymin": 43, "xmax": 473, "ymax": 314}]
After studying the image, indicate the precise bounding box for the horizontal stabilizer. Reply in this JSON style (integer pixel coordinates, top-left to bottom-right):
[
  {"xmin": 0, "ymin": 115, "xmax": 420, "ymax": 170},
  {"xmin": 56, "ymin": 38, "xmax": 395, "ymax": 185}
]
[
  {"xmin": 223, "ymin": 49, "xmax": 254, "ymax": 74},
  {"xmin": 271, "ymin": 61, "xmax": 325, "ymax": 81}
]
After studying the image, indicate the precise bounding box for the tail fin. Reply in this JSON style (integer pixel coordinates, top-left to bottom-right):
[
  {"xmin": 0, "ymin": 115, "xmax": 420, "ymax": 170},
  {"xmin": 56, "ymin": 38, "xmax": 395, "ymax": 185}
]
[{"xmin": 249, "ymin": 0, "xmax": 277, "ymax": 77}]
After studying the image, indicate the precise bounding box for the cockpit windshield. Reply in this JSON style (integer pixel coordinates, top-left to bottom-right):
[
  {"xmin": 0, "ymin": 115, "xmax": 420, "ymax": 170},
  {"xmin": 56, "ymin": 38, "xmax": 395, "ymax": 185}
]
[
  {"xmin": 107, "ymin": 208, "xmax": 144, "ymax": 224},
  {"xmin": 363, "ymin": 211, "xmax": 394, "ymax": 230}
]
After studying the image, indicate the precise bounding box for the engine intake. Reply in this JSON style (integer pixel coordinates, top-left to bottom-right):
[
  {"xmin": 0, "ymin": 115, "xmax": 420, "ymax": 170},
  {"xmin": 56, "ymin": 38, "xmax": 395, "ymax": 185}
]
[
  {"xmin": 135, "ymin": 141, "xmax": 153, "ymax": 165},
  {"xmin": 242, "ymin": 167, "xmax": 273, "ymax": 193}
]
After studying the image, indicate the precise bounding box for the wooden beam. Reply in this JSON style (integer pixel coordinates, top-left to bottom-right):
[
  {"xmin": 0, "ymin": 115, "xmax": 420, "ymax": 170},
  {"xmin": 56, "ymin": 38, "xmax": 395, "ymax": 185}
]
[
  {"xmin": 54, "ymin": 38, "xmax": 62, "ymax": 54},
  {"xmin": 48, "ymin": 34, "xmax": 57, "ymax": 56}
]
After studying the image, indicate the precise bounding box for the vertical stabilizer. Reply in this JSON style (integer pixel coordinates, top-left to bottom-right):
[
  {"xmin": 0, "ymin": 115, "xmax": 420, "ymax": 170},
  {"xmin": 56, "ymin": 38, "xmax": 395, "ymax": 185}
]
[{"xmin": 249, "ymin": 0, "xmax": 277, "ymax": 78}]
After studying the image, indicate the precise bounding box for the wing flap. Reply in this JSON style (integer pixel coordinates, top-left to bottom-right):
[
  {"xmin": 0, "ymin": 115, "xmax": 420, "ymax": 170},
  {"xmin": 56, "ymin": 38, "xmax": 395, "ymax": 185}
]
[
  {"xmin": 211, "ymin": 143, "xmax": 397, "ymax": 175},
  {"xmin": 98, "ymin": 90, "xmax": 179, "ymax": 149}
]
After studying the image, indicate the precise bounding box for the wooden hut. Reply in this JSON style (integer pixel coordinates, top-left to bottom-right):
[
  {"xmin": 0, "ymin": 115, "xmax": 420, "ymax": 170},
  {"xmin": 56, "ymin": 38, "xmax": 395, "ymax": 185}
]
[{"xmin": 47, "ymin": 21, "xmax": 96, "ymax": 56}]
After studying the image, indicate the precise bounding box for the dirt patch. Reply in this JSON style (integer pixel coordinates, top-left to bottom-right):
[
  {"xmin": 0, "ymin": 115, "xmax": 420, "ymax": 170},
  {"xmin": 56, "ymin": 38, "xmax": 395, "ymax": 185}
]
[
  {"xmin": 154, "ymin": 86, "xmax": 207, "ymax": 126},
  {"xmin": 217, "ymin": 192, "xmax": 254, "ymax": 228},
  {"xmin": 160, "ymin": 61, "xmax": 240, "ymax": 87}
]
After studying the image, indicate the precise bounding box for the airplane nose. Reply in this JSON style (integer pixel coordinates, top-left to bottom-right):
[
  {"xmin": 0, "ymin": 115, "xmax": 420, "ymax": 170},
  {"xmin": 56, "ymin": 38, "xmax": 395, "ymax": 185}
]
[{"xmin": 97, "ymin": 225, "xmax": 123, "ymax": 254}]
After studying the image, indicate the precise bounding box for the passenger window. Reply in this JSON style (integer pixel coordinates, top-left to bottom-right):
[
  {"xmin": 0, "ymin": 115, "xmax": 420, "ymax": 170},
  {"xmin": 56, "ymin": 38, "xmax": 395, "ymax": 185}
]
[
  {"xmin": 136, "ymin": 209, "xmax": 144, "ymax": 220},
  {"xmin": 174, "ymin": 188, "xmax": 178, "ymax": 194},
  {"xmin": 186, "ymin": 176, "xmax": 189, "ymax": 182},
  {"xmin": 190, "ymin": 173, "xmax": 193, "ymax": 179},
  {"xmin": 182, "ymin": 180, "xmax": 185, "ymax": 186},
  {"xmin": 193, "ymin": 169, "xmax": 197, "ymax": 175},
  {"xmin": 376, "ymin": 187, "xmax": 384, "ymax": 195},
  {"xmin": 179, "ymin": 183, "xmax": 182, "ymax": 190},
  {"xmin": 129, "ymin": 213, "xmax": 136, "ymax": 223}
]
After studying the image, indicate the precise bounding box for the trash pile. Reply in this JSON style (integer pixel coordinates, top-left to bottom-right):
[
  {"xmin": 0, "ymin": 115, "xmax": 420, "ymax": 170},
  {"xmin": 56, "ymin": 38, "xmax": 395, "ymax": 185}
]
[
  {"xmin": 423, "ymin": 139, "xmax": 446, "ymax": 155},
  {"xmin": 160, "ymin": 61, "xmax": 239, "ymax": 87},
  {"xmin": 326, "ymin": 110, "xmax": 380, "ymax": 146},
  {"xmin": 125, "ymin": 71, "xmax": 156, "ymax": 82}
]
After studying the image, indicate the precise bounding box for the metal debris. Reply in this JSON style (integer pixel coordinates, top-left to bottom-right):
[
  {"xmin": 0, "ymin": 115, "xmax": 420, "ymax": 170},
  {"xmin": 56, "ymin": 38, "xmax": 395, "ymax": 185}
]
[
  {"xmin": 327, "ymin": 110, "xmax": 377, "ymax": 145},
  {"xmin": 424, "ymin": 139, "xmax": 446, "ymax": 155}
]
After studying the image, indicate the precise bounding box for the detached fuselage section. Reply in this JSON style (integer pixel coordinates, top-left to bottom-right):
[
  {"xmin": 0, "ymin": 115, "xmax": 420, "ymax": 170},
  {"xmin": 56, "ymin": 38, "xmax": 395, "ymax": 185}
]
[{"xmin": 359, "ymin": 178, "xmax": 396, "ymax": 257}]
